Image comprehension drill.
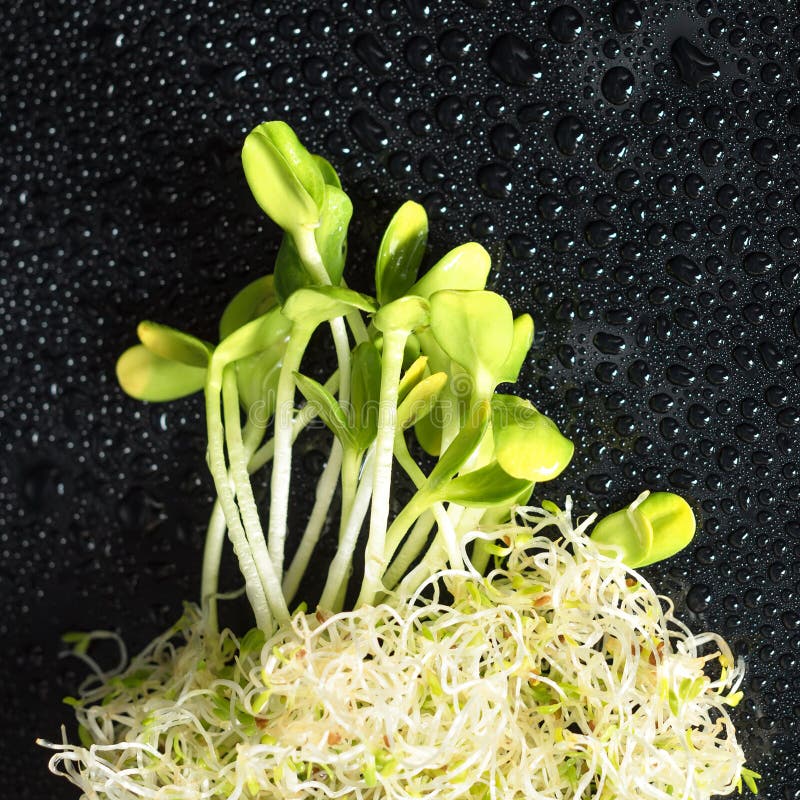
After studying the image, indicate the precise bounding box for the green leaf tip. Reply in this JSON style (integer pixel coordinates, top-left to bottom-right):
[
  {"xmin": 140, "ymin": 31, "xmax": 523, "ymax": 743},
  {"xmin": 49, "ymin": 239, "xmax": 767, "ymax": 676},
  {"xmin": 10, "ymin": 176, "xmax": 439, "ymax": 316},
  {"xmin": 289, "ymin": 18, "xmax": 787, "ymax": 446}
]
[
  {"xmin": 137, "ymin": 321, "xmax": 212, "ymax": 368},
  {"xmin": 591, "ymin": 491, "xmax": 696, "ymax": 568},
  {"xmin": 242, "ymin": 121, "xmax": 323, "ymax": 236},
  {"xmin": 491, "ymin": 395, "xmax": 574, "ymax": 482},
  {"xmin": 376, "ymin": 200, "xmax": 428, "ymax": 306}
]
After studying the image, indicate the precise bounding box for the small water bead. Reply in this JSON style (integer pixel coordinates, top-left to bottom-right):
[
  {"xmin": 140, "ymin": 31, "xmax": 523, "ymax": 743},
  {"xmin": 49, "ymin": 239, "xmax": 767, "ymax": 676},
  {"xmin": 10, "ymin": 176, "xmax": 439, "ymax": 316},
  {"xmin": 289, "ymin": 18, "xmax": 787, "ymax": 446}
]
[
  {"xmin": 517, "ymin": 102, "xmax": 550, "ymax": 124},
  {"xmin": 349, "ymin": 109, "xmax": 389, "ymax": 152},
  {"xmin": 651, "ymin": 134, "xmax": 673, "ymax": 159},
  {"xmin": 686, "ymin": 583, "xmax": 713, "ymax": 614},
  {"xmin": 601, "ymin": 66, "xmax": 635, "ymax": 105},
  {"xmin": 435, "ymin": 95, "xmax": 465, "ymax": 131},
  {"xmin": 547, "ymin": 5, "xmax": 583, "ymax": 44},
  {"xmin": 615, "ymin": 169, "xmax": 641, "ymax": 192},
  {"xmin": 537, "ymin": 193, "xmax": 564, "ymax": 220},
  {"xmin": 505, "ymin": 233, "xmax": 537, "ymax": 260},
  {"xmin": 743, "ymin": 251, "xmax": 774, "ymax": 275},
  {"xmin": 476, "ymin": 162, "xmax": 513, "ymax": 199},
  {"xmin": 761, "ymin": 62, "xmax": 782, "ymax": 85},
  {"xmin": 602, "ymin": 39, "xmax": 621, "ymax": 59}
]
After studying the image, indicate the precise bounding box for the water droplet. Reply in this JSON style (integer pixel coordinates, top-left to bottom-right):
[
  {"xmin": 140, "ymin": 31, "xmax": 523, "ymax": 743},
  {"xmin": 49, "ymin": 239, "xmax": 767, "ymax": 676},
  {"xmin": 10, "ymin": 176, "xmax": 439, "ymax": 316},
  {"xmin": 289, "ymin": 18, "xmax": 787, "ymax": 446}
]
[
  {"xmin": 548, "ymin": 5, "xmax": 584, "ymax": 44},
  {"xmin": 699, "ymin": 138, "xmax": 724, "ymax": 166},
  {"xmin": 585, "ymin": 220, "xmax": 618, "ymax": 249},
  {"xmin": 597, "ymin": 134, "xmax": 629, "ymax": 170},
  {"xmin": 593, "ymin": 331, "xmax": 626, "ymax": 355},
  {"xmin": 490, "ymin": 122, "xmax": 521, "ymax": 159},
  {"xmin": 671, "ymin": 37, "xmax": 720, "ymax": 88},
  {"xmin": 349, "ymin": 109, "xmax": 389, "ymax": 152},
  {"xmin": 553, "ymin": 114, "xmax": 586, "ymax": 155},
  {"xmin": 438, "ymin": 29, "xmax": 471, "ymax": 61},
  {"xmin": 601, "ymin": 66, "xmax": 635, "ymax": 105},
  {"xmin": 611, "ymin": 0, "xmax": 642, "ymax": 33},
  {"xmin": 686, "ymin": 584, "xmax": 713, "ymax": 614},
  {"xmin": 405, "ymin": 35, "xmax": 435, "ymax": 72},
  {"xmin": 743, "ymin": 251, "xmax": 774, "ymax": 275},
  {"xmin": 667, "ymin": 255, "xmax": 702, "ymax": 286},
  {"xmin": 667, "ymin": 364, "xmax": 696, "ymax": 386},
  {"xmin": 488, "ymin": 33, "xmax": 541, "ymax": 86},
  {"xmin": 751, "ymin": 137, "xmax": 779, "ymax": 166},
  {"xmin": 476, "ymin": 163, "xmax": 513, "ymax": 199},
  {"xmin": 537, "ymin": 193, "xmax": 564, "ymax": 221},
  {"xmin": 352, "ymin": 32, "xmax": 392, "ymax": 74}
]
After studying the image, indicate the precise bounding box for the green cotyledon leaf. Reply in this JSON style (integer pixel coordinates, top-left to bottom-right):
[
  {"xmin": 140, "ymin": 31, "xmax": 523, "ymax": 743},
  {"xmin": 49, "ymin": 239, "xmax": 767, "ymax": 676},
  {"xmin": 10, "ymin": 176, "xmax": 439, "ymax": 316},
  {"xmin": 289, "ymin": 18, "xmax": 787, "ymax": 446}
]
[
  {"xmin": 375, "ymin": 200, "xmax": 428, "ymax": 306},
  {"xmin": 281, "ymin": 285, "xmax": 377, "ymax": 330},
  {"xmin": 431, "ymin": 460, "xmax": 532, "ymax": 508},
  {"xmin": 137, "ymin": 321, "xmax": 213, "ymax": 368},
  {"xmin": 242, "ymin": 121, "xmax": 323, "ymax": 236},
  {"xmin": 116, "ymin": 345, "xmax": 206, "ymax": 402},
  {"xmin": 408, "ymin": 242, "xmax": 491, "ymax": 299},
  {"xmin": 349, "ymin": 341, "xmax": 381, "ymax": 451},
  {"xmin": 219, "ymin": 275, "xmax": 279, "ymax": 340},
  {"xmin": 429, "ymin": 289, "xmax": 514, "ymax": 399},
  {"xmin": 491, "ymin": 394, "xmax": 574, "ymax": 483},
  {"xmin": 591, "ymin": 491, "xmax": 696, "ymax": 568}
]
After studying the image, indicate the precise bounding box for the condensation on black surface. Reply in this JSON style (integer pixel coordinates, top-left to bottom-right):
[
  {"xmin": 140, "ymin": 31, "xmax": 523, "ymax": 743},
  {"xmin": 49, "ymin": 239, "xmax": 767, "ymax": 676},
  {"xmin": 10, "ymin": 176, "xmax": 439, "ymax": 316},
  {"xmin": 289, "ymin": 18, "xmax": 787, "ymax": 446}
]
[{"xmin": 1, "ymin": 1, "xmax": 799, "ymax": 797}]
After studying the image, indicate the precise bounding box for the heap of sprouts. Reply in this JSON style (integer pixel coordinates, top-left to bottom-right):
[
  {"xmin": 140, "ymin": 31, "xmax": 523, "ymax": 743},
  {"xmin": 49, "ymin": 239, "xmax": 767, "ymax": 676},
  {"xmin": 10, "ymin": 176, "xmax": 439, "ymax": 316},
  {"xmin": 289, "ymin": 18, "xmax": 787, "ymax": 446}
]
[{"xmin": 40, "ymin": 122, "xmax": 755, "ymax": 799}]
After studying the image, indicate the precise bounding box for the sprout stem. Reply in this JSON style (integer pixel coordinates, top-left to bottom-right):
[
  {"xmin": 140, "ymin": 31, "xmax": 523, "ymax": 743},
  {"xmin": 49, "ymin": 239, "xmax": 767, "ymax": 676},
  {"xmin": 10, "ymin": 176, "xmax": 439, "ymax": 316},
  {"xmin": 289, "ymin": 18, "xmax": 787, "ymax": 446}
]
[
  {"xmin": 357, "ymin": 329, "xmax": 407, "ymax": 606},
  {"xmin": 267, "ymin": 327, "xmax": 313, "ymax": 578},
  {"xmin": 320, "ymin": 447, "xmax": 375, "ymax": 611},
  {"xmin": 223, "ymin": 369, "xmax": 289, "ymax": 623},
  {"xmin": 204, "ymin": 366, "xmax": 272, "ymax": 630},
  {"xmin": 282, "ymin": 438, "xmax": 344, "ymax": 604},
  {"xmin": 201, "ymin": 421, "xmax": 263, "ymax": 631}
]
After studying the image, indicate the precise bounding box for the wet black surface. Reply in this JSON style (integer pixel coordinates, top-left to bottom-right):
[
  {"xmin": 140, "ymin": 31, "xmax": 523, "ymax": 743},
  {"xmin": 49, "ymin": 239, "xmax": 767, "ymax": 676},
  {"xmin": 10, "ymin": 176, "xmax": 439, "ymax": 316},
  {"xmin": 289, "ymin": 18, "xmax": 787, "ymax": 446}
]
[{"xmin": 1, "ymin": 1, "xmax": 799, "ymax": 797}]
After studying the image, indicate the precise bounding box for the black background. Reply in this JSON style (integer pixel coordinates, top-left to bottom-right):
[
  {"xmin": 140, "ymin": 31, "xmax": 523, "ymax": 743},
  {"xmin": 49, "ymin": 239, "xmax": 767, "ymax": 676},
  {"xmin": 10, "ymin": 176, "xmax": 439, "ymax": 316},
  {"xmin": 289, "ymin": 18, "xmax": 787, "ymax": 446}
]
[{"xmin": 2, "ymin": 1, "xmax": 799, "ymax": 797}]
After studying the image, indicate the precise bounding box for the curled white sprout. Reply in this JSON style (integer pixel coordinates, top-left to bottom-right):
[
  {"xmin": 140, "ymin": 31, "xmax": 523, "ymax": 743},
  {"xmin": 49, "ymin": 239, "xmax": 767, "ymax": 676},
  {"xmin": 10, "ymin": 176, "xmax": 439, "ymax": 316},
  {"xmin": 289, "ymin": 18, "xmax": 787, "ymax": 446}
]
[{"xmin": 40, "ymin": 500, "xmax": 747, "ymax": 800}]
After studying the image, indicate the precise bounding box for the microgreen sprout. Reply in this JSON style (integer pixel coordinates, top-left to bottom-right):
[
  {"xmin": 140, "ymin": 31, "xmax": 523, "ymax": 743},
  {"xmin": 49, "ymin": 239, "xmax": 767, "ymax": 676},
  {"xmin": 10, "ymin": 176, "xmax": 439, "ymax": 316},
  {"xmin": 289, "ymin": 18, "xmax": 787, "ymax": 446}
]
[{"xmin": 42, "ymin": 121, "xmax": 754, "ymax": 799}]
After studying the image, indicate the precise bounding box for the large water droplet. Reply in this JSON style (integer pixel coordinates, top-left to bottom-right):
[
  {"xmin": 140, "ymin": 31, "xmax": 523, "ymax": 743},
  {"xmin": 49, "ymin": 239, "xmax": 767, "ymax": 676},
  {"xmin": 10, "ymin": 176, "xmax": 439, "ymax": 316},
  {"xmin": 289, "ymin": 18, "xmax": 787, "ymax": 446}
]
[
  {"xmin": 671, "ymin": 37, "xmax": 720, "ymax": 88},
  {"xmin": 488, "ymin": 33, "xmax": 541, "ymax": 86},
  {"xmin": 553, "ymin": 114, "xmax": 585, "ymax": 155},
  {"xmin": 611, "ymin": 0, "xmax": 642, "ymax": 34},
  {"xmin": 548, "ymin": 5, "xmax": 583, "ymax": 44},
  {"xmin": 601, "ymin": 66, "xmax": 635, "ymax": 104}
]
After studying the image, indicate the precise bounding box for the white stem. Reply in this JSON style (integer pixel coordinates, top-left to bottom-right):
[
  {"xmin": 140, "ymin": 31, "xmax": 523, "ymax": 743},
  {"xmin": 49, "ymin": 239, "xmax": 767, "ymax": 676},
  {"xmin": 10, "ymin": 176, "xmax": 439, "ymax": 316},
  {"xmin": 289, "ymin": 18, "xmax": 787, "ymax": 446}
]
[
  {"xmin": 320, "ymin": 447, "xmax": 375, "ymax": 611},
  {"xmin": 357, "ymin": 329, "xmax": 407, "ymax": 606},
  {"xmin": 200, "ymin": 499, "xmax": 227, "ymax": 631},
  {"xmin": 282, "ymin": 438, "xmax": 344, "ymax": 604},
  {"xmin": 204, "ymin": 368, "xmax": 272, "ymax": 631},
  {"xmin": 397, "ymin": 537, "xmax": 449, "ymax": 598},
  {"xmin": 433, "ymin": 503, "xmax": 463, "ymax": 571},
  {"xmin": 201, "ymin": 421, "xmax": 263, "ymax": 631},
  {"xmin": 223, "ymin": 369, "xmax": 289, "ymax": 623},
  {"xmin": 295, "ymin": 229, "xmax": 353, "ymax": 408},
  {"xmin": 267, "ymin": 329, "xmax": 312, "ymax": 578}
]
